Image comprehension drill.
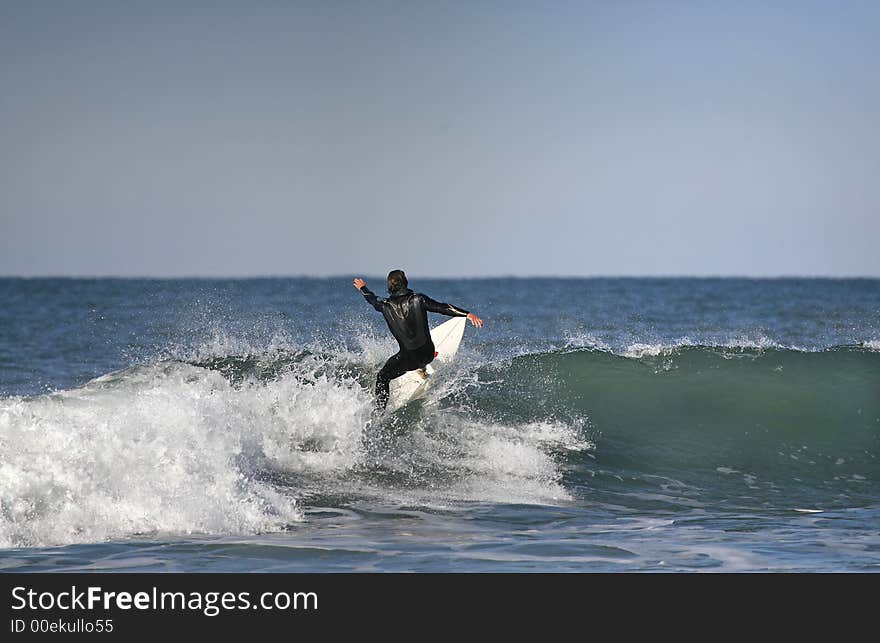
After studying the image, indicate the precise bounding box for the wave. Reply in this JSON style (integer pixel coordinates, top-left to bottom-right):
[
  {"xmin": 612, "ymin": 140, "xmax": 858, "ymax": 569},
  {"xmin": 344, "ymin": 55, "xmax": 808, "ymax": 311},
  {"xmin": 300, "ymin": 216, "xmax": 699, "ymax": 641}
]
[
  {"xmin": 475, "ymin": 345, "xmax": 880, "ymax": 489},
  {"xmin": 0, "ymin": 362, "xmax": 308, "ymax": 548},
  {"xmin": 0, "ymin": 346, "xmax": 590, "ymax": 548},
  {"xmin": 177, "ymin": 341, "xmax": 880, "ymax": 497},
  {"xmin": 1, "ymin": 339, "xmax": 876, "ymax": 548}
]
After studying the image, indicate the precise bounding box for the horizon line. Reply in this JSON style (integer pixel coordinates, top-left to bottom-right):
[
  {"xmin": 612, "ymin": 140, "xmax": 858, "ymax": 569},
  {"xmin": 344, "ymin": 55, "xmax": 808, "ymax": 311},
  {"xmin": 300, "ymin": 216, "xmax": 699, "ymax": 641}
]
[{"xmin": 2, "ymin": 273, "xmax": 879, "ymax": 281}]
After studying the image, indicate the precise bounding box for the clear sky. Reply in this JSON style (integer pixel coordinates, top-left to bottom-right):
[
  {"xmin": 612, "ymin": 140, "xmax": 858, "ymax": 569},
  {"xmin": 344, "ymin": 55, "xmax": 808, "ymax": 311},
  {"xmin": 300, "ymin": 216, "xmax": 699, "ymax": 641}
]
[{"xmin": 1, "ymin": 1, "xmax": 878, "ymax": 277}]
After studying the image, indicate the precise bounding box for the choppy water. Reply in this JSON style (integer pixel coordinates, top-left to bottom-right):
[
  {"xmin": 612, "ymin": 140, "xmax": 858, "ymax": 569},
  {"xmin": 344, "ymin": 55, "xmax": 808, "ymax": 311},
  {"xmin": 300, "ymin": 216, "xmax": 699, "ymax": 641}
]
[{"xmin": 1, "ymin": 277, "xmax": 878, "ymax": 571}]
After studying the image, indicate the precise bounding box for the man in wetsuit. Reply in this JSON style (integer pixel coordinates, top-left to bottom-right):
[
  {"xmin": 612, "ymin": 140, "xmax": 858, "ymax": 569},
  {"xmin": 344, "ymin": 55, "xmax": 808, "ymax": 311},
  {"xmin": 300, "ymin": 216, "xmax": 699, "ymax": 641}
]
[{"xmin": 353, "ymin": 270, "xmax": 483, "ymax": 411}]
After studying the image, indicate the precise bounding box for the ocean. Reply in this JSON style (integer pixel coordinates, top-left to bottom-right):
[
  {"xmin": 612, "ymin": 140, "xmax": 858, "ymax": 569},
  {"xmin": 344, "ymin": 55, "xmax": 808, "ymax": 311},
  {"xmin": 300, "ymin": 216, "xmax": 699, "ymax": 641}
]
[{"xmin": 0, "ymin": 277, "xmax": 878, "ymax": 572}]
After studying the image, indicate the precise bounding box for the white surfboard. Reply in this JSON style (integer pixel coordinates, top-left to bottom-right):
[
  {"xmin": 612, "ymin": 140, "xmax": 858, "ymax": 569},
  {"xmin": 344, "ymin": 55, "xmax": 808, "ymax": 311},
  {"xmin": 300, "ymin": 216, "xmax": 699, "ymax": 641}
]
[{"xmin": 385, "ymin": 316, "xmax": 467, "ymax": 413}]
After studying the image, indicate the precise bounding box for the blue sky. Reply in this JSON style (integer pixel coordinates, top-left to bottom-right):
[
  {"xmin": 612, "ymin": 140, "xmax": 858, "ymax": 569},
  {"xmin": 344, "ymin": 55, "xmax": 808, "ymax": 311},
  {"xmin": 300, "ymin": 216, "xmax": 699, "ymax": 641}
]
[{"xmin": 1, "ymin": 1, "xmax": 878, "ymax": 277}]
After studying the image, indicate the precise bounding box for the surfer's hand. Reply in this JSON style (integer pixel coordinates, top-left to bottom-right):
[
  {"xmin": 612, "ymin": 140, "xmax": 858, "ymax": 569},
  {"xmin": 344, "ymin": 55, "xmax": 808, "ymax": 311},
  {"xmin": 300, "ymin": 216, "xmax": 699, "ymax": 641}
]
[
  {"xmin": 353, "ymin": 278, "xmax": 366, "ymax": 290},
  {"xmin": 467, "ymin": 313, "xmax": 483, "ymax": 328}
]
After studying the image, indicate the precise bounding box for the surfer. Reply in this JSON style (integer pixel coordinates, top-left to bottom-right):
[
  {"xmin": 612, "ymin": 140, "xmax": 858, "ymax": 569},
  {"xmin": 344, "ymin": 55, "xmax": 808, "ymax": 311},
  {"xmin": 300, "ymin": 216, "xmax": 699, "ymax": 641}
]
[{"xmin": 354, "ymin": 270, "xmax": 483, "ymax": 411}]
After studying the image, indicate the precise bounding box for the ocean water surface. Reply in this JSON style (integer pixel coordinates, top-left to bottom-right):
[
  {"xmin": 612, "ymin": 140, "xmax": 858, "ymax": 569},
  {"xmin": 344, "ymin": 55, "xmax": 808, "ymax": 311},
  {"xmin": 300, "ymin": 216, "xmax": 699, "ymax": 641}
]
[{"xmin": 1, "ymin": 277, "xmax": 878, "ymax": 572}]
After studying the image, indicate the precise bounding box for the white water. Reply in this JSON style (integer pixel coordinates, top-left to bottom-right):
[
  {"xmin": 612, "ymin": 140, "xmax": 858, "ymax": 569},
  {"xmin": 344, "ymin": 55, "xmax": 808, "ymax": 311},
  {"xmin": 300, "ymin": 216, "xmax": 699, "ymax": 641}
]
[
  {"xmin": 0, "ymin": 344, "xmax": 590, "ymax": 549},
  {"xmin": 561, "ymin": 331, "xmax": 817, "ymax": 359}
]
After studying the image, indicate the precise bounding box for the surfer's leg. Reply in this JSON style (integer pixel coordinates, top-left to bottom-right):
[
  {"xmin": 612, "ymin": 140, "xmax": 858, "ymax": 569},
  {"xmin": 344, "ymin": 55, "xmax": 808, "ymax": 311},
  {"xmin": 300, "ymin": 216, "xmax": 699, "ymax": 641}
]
[
  {"xmin": 416, "ymin": 342, "xmax": 436, "ymax": 366},
  {"xmin": 375, "ymin": 352, "xmax": 409, "ymax": 411},
  {"xmin": 413, "ymin": 342, "xmax": 436, "ymax": 379}
]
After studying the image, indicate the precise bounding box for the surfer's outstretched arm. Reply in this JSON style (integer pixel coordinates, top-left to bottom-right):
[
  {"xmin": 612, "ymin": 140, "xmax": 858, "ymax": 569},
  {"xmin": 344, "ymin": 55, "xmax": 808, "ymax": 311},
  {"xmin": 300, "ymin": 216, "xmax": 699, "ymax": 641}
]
[
  {"xmin": 353, "ymin": 278, "xmax": 384, "ymax": 311},
  {"xmin": 421, "ymin": 295, "xmax": 484, "ymax": 328}
]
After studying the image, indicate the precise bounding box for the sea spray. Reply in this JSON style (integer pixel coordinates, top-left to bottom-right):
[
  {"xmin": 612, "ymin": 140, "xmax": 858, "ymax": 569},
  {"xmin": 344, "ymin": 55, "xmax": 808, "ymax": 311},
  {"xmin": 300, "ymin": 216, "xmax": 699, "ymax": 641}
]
[
  {"xmin": 0, "ymin": 345, "xmax": 593, "ymax": 547},
  {"xmin": 0, "ymin": 362, "xmax": 311, "ymax": 548}
]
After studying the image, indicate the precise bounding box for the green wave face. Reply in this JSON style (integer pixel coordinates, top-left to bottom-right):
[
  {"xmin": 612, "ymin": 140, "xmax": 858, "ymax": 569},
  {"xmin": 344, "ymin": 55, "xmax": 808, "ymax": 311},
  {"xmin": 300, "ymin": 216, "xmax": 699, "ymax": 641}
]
[{"xmin": 474, "ymin": 347, "xmax": 880, "ymax": 505}]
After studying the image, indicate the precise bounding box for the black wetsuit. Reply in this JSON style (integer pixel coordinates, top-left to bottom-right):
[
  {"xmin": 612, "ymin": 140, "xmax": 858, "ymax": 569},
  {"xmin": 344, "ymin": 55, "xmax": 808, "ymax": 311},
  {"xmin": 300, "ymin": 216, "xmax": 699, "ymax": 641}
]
[{"xmin": 359, "ymin": 286, "xmax": 469, "ymax": 410}]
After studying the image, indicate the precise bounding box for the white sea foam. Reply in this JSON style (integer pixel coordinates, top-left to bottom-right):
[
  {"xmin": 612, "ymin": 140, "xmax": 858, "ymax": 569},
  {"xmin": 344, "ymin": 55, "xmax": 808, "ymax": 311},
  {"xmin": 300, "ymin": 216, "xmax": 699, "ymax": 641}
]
[
  {"xmin": 863, "ymin": 340, "xmax": 880, "ymax": 352},
  {"xmin": 0, "ymin": 358, "xmax": 372, "ymax": 548},
  {"xmin": 352, "ymin": 415, "xmax": 592, "ymax": 508},
  {"xmin": 563, "ymin": 331, "xmax": 779, "ymax": 359},
  {"xmin": 448, "ymin": 417, "xmax": 591, "ymax": 504},
  {"xmin": 0, "ymin": 339, "xmax": 589, "ymax": 548},
  {"xmin": 562, "ymin": 333, "xmax": 612, "ymax": 353},
  {"xmin": 622, "ymin": 342, "xmax": 676, "ymax": 358},
  {"xmin": 718, "ymin": 335, "xmax": 780, "ymax": 350},
  {"xmin": 620, "ymin": 335, "xmax": 811, "ymax": 358}
]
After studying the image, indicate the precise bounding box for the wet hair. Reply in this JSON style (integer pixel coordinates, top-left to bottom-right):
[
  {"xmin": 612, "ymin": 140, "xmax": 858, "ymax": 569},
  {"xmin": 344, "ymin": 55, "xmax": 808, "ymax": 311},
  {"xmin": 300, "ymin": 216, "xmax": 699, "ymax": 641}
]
[{"xmin": 387, "ymin": 269, "xmax": 408, "ymax": 293}]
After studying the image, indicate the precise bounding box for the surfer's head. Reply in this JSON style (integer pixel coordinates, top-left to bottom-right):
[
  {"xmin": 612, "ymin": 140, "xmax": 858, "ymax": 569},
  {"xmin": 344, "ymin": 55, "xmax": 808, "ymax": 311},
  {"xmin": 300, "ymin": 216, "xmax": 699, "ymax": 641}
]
[{"xmin": 387, "ymin": 270, "xmax": 408, "ymax": 293}]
